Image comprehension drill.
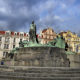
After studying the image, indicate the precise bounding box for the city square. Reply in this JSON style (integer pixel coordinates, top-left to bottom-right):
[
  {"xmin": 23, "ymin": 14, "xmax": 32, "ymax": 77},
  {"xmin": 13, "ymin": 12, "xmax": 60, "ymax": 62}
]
[{"xmin": 0, "ymin": 0, "xmax": 80, "ymax": 80}]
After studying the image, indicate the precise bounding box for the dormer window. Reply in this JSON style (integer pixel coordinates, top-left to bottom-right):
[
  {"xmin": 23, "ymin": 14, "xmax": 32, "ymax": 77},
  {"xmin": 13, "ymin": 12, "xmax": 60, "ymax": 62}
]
[
  {"xmin": 17, "ymin": 32, "xmax": 19, "ymax": 36},
  {"xmin": 6, "ymin": 32, "xmax": 9, "ymax": 35},
  {"xmin": 20, "ymin": 34, "xmax": 23, "ymax": 36},
  {"xmin": 15, "ymin": 33, "xmax": 17, "ymax": 36}
]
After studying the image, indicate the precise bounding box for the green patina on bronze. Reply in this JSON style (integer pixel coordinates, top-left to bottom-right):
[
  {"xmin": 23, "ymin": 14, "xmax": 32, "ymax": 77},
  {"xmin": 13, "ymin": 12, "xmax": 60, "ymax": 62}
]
[
  {"xmin": 19, "ymin": 36, "xmax": 65, "ymax": 48},
  {"xmin": 47, "ymin": 36, "xmax": 65, "ymax": 48},
  {"xmin": 29, "ymin": 21, "xmax": 38, "ymax": 43}
]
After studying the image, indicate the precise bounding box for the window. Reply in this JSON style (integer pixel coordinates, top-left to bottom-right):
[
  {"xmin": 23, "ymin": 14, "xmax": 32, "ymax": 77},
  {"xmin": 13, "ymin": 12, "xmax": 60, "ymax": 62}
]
[
  {"xmin": 6, "ymin": 52, "xmax": 8, "ymax": 57},
  {"xmin": 5, "ymin": 37, "xmax": 10, "ymax": 42},
  {"xmin": 13, "ymin": 38, "xmax": 16, "ymax": 43},
  {"xmin": 0, "ymin": 37, "xmax": 2, "ymax": 41},
  {"xmin": 15, "ymin": 33, "xmax": 17, "ymax": 36},
  {"xmin": 3, "ymin": 52, "xmax": 8, "ymax": 57},
  {"xmin": 6, "ymin": 32, "xmax": 9, "ymax": 35},
  {"xmin": 13, "ymin": 45, "xmax": 15, "ymax": 48},
  {"xmin": 20, "ymin": 39, "xmax": 22, "ymax": 41},
  {"xmin": 45, "ymin": 41, "xmax": 47, "ymax": 44},
  {"xmin": 47, "ymin": 36, "xmax": 49, "ymax": 39},
  {"xmin": 50, "ymin": 30, "xmax": 52, "ymax": 35},
  {"xmin": 78, "ymin": 39, "xmax": 79, "ymax": 41},
  {"xmin": 50, "ymin": 36, "xmax": 53, "ymax": 39},
  {"xmin": 3, "ymin": 52, "xmax": 6, "ymax": 57},
  {"xmin": 20, "ymin": 34, "xmax": 23, "ymax": 36},
  {"xmin": 68, "ymin": 34, "xmax": 71, "ymax": 37},
  {"xmin": 0, "ymin": 44, "xmax": 1, "ymax": 49},
  {"xmin": 43, "ymin": 35, "xmax": 47, "ymax": 39},
  {"xmin": 47, "ymin": 30, "xmax": 49, "ymax": 34},
  {"xmin": 4, "ymin": 44, "xmax": 9, "ymax": 49},
  {"xmin": 68, "ymin": 38, "xmax": 71, "ymax": 41}
]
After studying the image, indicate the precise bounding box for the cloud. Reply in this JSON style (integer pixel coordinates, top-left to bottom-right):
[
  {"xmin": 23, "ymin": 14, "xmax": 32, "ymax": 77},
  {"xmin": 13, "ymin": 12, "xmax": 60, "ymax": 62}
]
[
  {"xmin": 0, "ymin": 0, "xmax": 40, "ymax": 32},
  {"xmin": 0, "ymin": 0, "xmax": 80, "ymax": 34}
]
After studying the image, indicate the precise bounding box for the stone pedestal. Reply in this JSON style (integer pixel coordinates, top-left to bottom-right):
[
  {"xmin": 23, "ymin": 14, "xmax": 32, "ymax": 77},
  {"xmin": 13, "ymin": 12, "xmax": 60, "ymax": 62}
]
[{"xmin": 13, "ymin": 47, "xmax": 70, "ymax": 67}]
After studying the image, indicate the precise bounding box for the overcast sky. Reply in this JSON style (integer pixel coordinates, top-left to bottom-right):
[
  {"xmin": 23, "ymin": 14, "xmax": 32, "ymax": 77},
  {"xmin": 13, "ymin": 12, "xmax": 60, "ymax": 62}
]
[{"xmin": 0, "ymin": 0, "xmax": 80, "ymax": 33}]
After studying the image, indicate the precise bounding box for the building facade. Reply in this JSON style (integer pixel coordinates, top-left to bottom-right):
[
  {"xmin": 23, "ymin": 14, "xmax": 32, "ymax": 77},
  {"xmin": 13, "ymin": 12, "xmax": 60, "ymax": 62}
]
[
  {"xmin": 0, "ymin": 31, "xmax": 29, "ymax": 59},
  {"xmin": 59, "ymin": 31, "xmax": 80, "ymax": 53},
  {"xmin": 39, "ymin": 28, "xmax": 57, "ymax": 44}
]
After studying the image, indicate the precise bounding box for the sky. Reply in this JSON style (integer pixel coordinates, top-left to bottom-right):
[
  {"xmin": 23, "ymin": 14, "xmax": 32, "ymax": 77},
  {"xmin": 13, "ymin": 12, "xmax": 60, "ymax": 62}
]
[{"xmin": 0, "ymin": 0, "xmax": 80, "ymax": 34}]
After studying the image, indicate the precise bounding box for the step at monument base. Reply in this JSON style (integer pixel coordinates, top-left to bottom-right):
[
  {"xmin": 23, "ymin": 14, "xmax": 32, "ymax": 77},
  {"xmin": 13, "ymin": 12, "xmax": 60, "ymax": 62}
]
[{"xmin": 0, "ymin": 66, "xmax": 80, "ymax": 80}]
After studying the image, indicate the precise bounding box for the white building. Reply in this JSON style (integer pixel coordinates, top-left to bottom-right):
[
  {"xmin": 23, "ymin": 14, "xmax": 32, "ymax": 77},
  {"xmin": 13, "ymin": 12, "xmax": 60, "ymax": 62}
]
[{"xmin": 0, "ymin": 31, "xmax": 29, "ymax": 59}]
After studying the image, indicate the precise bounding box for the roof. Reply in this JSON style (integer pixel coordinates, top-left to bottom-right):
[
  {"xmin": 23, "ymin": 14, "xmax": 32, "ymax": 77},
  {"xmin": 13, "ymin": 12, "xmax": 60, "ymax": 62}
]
[
  {"xmin": 42, "ymin": 28, "xmax": 55, "ymax": 33},
  {"xmin": 59, "ymin": 32, "xmax": 67, "ymax": 35},
  {"xmin": 0, "ymin": 30, "xmax": 28, "ymax": 37},
  {"xmin": 0, "ymin": 31, "xmax": 5, "ymax": 35},
  {"xmin": 42, "ymin": 29, "xmax": 47, "ymax": 33},
  {"xmin": 11, "ymin": 32, "xmax": 14, "ymax": 35}
]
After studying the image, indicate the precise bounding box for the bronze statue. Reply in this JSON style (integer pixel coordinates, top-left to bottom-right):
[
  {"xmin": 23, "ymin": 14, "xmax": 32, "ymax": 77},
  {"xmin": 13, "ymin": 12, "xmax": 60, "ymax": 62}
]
[{"xmin": 29, "ymin": 21, "xmax": 38, "ymax": 43}]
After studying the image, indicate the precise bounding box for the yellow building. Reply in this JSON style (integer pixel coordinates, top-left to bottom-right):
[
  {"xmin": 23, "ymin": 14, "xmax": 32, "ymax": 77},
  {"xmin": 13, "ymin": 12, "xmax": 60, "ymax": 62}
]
[
  {"xmin": 76, "ymin": 44, "xmax": 80, "ymax": 54},
  {"xmin": 59, "ymin": 31, "xmax": 80, "ymax": 53}
]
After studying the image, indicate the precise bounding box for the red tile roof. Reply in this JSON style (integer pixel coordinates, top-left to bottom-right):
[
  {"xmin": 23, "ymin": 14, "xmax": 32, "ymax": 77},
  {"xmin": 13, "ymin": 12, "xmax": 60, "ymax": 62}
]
[
  {"xmin": 24, "ymin": 33, "xmax": 26, "ymax": 36},
  {"xmin": 11, "ymin": 32, "xmax": 14, "ymax": 35},
  {"xmin": 0, "ymin": 31, "xmax": 5, "ymax": 35},
  {"xmin": 59, "ymin": 32, "xmax": 67, "ymax": 35},
  {"xmin": 17, "ymin": 32, "xmax": 19, "ymax": 36},
  {"xmin": 42, "ymin": 29, "xmax": 47, "ymax": 33},
  {"xmin": 0, "ymin": 31, "xmax": 29, "ymax": 37}
]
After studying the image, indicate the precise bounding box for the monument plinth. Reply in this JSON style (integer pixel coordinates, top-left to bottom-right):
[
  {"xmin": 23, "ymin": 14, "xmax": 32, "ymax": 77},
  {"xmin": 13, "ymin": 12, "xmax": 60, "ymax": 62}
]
[{"xmin": 13, "ymin": 47, "xmax": 70, "ymax": 67}]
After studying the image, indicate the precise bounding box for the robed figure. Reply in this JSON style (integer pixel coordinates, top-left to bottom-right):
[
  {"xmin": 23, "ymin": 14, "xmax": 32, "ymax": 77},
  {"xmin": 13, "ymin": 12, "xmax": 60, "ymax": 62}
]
[{"xmin": 29, "ymin": 21, "xmax": 38, "ymax": 43}]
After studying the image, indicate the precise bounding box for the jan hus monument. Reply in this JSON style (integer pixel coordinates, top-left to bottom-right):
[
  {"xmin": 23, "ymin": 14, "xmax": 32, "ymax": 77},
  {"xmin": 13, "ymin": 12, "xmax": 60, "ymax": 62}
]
[{"xmin": 5, "ymin": 21, "xmax": 70, "ymax": 67}]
